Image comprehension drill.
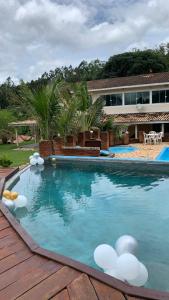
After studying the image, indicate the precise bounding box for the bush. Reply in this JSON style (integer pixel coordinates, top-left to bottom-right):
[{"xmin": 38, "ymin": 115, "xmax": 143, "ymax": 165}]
[
  {"xmin": 101, "ymin": 118, "xmax": 114, "ymax": 131},
  {"xmin": 0, "ymin": 155, "xmax": 13, "ymax": 167}
]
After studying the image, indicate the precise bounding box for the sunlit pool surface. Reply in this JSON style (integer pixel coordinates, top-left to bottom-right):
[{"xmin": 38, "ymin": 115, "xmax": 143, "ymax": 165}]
[
  {"xmin": 101, "ymin": 146, "xmax": 137, "ymax": 156},
  {"xmin": 11, "ymin": 161, "xmax": 169, "ymax": 292},
  {"xmin": 109, "ymin": 146, "xmax": 137, "ymax": 153},
  {"xmin": 156, "ymin": 147, "xmax": 169, "ymax": 161}
]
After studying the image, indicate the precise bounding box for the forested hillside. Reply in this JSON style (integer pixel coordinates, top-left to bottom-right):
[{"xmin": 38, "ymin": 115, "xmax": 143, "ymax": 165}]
[{"xmin": 1, "ymin": 43, "xmax": 169, "ymax": 112}]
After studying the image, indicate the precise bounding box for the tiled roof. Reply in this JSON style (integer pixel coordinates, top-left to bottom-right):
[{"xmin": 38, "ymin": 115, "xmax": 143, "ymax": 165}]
[
  {"xmin": 87, "ymin": 72, "xmax": 169, "ymax": 90},
  {"xmin": 107, "ymin": 112, "xmax": 169, "ymax": 124}
]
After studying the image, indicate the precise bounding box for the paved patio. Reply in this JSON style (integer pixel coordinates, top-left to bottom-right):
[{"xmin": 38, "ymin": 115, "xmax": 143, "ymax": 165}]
[{"xmin": 115, "ymin": 143, "xmax": 169, "ymax": 160}]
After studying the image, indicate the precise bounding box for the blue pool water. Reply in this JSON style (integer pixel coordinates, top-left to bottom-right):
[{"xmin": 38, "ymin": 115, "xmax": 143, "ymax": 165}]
[
  {"xmin": 109, "ymin": 146, "xmax": 137, "ymax": 153},
  {"xmin": 11, "ymin": 162, "xmax": 169, "ymax": 292},
  {"xmin": 101, "ymin": 146, "xmax": 137, "ymax": 156},
  {"xmin": 156, "ymin": 147, "xmax": 169, "ymax": 161}
]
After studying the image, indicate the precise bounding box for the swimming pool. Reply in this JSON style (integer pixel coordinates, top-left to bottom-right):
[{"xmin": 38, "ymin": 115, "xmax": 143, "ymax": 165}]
[
  {"xmin": 109, "ymin": 146, "xmax": 137, "ymax": 153},
  {"xmin": 156, "ymin": 147, "xmax": 169, "ymax": 161},
  {"xmin": 11, "ymin": 161, "xmax": 169, "ymax": 292},
  {"xmin": 100, "ymin": 146, "xmax": 137, "ymax": 156}
]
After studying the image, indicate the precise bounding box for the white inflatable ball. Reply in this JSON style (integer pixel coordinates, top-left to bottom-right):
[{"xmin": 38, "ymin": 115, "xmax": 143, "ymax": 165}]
[
  {"xmin": 104, "ymin": 268, "xmax": 124, "ymax": 281},
  {"xmin": 38, "ymin": 164, "xmax": 45, "ymax": 172},
  {"xmin": 2, "ymin": 197, "xmax": 7, "ymax": 204},
  {"xmin": 30, "ymin": 158, "xmax": 38, "ymax": 166},
  {"xmin": 37, "ymin": 157, "xmax": 44, "ymax": 165},
  {"xmin": 116, "ymin": 253, "xmax": 140, "ymax": 281},
  {"xmin": 94, "ymin": 244, "xmax": 118, "ymax": 270},
  {"xmin": 15, "ymin": 195, "xmax": 28, "ymax": 208},
  {"xmin": 3, "ymin": 199, "xmax": 15, "ymax": 209},
  {"xmin": 128, "ymin": 262, "xmax": 148, "ymax": 287},
  {"xmin": 33, "ymin": 152, "xmax": 40, "ymax": 159},
  {"xmin": 115, "ymin": 235, "xmax": 138, "ymax": 255}
]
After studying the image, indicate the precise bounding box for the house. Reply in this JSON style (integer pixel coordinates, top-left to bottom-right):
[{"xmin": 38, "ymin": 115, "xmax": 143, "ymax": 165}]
[{"xmin": 87, "ymin": 72, "xmax": 169, "ymax": 141}]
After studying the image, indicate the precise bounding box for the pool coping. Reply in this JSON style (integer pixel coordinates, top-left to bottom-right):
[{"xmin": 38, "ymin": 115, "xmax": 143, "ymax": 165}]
[
  {"xmin": 50, "ymin": 154, "xmax": 169, "ymax": 165},
  {"xmin": 1, "ymin": 165, "xmax": 169, "ymax": 300}
]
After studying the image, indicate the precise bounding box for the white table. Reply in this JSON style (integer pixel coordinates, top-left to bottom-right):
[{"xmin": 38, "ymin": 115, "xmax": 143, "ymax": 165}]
[{"xmin": 147, "ymin": 133, "xmax": 159, "ymax": 144}]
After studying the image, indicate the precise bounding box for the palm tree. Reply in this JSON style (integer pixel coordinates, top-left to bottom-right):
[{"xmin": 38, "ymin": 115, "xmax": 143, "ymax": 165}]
[
  {"xmin": 20, "ymin": 81, "xmax": 105, "ymax": 141},
  {"xmin": 71, "ymin": 82, "xmax": 104, "ymax": 133},
  {"xmin": 19, "ymin": 81, "xmax": 60, "ymax": 140},
  {"xmin": 53, "ymin": 82, "xmax": 105, "ymax": 140}
]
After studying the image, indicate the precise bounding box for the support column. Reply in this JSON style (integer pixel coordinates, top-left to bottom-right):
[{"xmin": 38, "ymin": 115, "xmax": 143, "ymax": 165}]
[
  {"xmin": 15, "ymin": 128, "xmax": 19, "ymax": 147},
  {"xmin": 150, "ymin": 90, "xmax": 152, "ymax": 104},
  {"xmin": 161, "ymin": 123, "xmax": 164, "ymax": 137},
  {"xmin": 135, "ymin": 124, "xmax": 138, "ymax": 139},
  {"xmin": 122, "ymin": 92, "xmax": 125, "ymax": 106}
]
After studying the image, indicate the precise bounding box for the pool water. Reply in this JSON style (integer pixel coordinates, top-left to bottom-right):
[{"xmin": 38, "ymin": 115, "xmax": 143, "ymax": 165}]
[
  {"xmin": 109, "ymin": 146, "xmax": 137, "ymax": 153},
  {"xmin": 11, "ymin": 162, "xmax": 169, "ymax": 292},
  {"xmin": 156, "ymin": 147, "xmax": 169, "ymax": 161}
]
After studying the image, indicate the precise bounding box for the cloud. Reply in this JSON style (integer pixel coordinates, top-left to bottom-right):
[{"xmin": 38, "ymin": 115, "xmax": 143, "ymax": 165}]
[{"xmin": 0, "ymin": 0, "xmax": 169, "ymax": 83}]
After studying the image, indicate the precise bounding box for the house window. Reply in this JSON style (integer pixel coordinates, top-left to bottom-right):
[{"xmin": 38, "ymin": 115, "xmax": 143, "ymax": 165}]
[
  {"xmin": 152, "ymin": 90, "xmax": 169, "ymax": 103},
  {"xmin": 125, "ymin": 92, "xmax": 150, "ymax": 105},
  {"xmin": 104, "ymin": 94, "xmax": 122, "ymax": 106}
]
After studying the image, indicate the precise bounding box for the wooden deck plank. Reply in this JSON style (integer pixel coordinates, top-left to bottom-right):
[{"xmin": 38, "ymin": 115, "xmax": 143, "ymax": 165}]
[
  {"xmin": 126, "ymin": 297, "xmax": 143, "ymax": 300},
  {"xmin": 51, "ymin": 289, "xmax": 70, "ymax": 300},
  {"xmin": 67, "ymin": 274, "xmax": 98, "ymax": 300},
  {"xmin": 0, "ymin": 234, "xmax": 25, "ymax": 249},
  {"xmin": 91, "ymin": 278, "xmax": 126, "ymax": 300},
  {"xmin": 0, "ymin": 227, "xmax": 17, "ymax": 239},
  {"xmin": 0, "ymin": 260, "xmax": 62, "ymax": 300},
  {"xmin": 0, "ymin": 255, "xmax": 47, "ymax": 290},
  {"xmin": 0, "ymin": 218, "xmax": 10, "ymax": 231},
  {"xmin": 0, "ymin": 248, "xmax": 33, "ymax": 274},
  {"xmin": 17, "ymin": 266, "xmax": 79, "ymax": 300},
  {"xmin": 0, "ymin": 241, "xmax": 27, "ymax": 260},
  {"xmin": 0, "ymin": 167, "xmax": 19, "ymax": 181}
]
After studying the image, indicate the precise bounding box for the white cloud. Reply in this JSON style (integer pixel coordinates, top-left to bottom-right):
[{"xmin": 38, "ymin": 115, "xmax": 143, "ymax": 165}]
[{"xmin": 0, "ymin": 0, "xmax": 169, "ymax": 83}]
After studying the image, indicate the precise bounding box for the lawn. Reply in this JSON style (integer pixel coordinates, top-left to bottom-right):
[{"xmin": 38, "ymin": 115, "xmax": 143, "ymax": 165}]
[{"xmin": 0, "ymin": 142, "xmax": 35, "ymax": 167}]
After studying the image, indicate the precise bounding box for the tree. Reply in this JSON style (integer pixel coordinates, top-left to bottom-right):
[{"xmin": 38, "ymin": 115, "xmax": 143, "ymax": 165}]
[
  {"xmin": 0, "ymin": 109, "xmax": 16, "ymax": 143},
  {"xmin": 53, "ymin": 82, "xmax": 105, "ymax": 139},
  {"xmin": 101, "ymin": 49, "xmax": 168, "ymax": 78},
  {"xmin": 19, "ymin": 81, "xmax": 60, "ymax": 140}
]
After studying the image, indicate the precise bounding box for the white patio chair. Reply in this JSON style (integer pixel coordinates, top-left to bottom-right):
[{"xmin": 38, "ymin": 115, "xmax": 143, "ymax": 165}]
[
  {"xmin": 157, "ymin": 132, "xmax": 163, "ymax": 144},
  {"xmin": 148, "ymin": 131, "xmax": 157, "ymax": 144},
  {"xmin": 143, "ymin": 133, "xmax": 150, "ymax": 144}
]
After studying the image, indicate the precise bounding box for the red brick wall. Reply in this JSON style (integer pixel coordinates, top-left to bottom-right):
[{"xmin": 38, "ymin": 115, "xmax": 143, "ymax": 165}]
[
  {"xmin": 101, "ymin": 132, "xmax": 109, "ymax": 150},
  {"xmin": 123, "ymin": 133, "xmax": 129, "ymax": 145},
  {"xmin": 62, "ymin": 147, "xmax": 100, "ymax": 157},
  {"xmin": 93, "ymin": 129, "xmax": 100, "ymax": 140},
  {"xmin": 109, "ymin": 130, "xmax": 115, "ymax": 146},
  {"xmin": 53, "ymin": 138, "xmax": 64, "ymax": 155},
  {"xmin": 78, "ymin": 132, "xmax": 85, "ymax": 147},
  {"xmin": 65, "ymin": 135, "xmax": 76, "ymax": 147},
  {"xmin": 39, "ymin": 141, "xmax": 53, "ymax": 158}
]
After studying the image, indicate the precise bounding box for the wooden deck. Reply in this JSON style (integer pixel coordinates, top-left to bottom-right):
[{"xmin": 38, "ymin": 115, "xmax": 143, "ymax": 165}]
[{"xmin": 0, "ymin": 168, "xmax": 168, "ymax": 300}]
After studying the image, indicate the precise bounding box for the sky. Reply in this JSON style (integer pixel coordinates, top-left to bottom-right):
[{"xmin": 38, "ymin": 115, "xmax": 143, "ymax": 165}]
[{"xmin": 0, "ymin": 0, "xmax": 169, "ymax": 83}]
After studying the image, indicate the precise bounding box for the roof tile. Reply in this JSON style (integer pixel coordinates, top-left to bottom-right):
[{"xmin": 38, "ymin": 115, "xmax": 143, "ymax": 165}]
[
  {"xmin": 106, "ymin": 112, "xmax": 169, "ymax": 124},
  {"xmin": 88, "ymin": 72, "xmax": 169, "ymax": 90}
]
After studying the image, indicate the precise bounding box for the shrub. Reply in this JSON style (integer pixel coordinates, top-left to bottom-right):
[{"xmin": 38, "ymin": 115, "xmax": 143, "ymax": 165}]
[{"xmin": 0, "ymin": 155, "xmax": 13, "ymax": 167}]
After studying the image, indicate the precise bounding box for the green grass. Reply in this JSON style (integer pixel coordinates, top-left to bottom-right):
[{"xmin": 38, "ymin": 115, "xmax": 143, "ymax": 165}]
[{"xmin": 0, "ymin": 143, "xmax": 35, "ymax": 167}]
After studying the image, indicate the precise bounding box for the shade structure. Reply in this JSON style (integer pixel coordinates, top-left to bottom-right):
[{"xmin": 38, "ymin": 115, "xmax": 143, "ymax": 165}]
[{"xmin": 8, "ymin": 119, "xmax": 37, "ymax": 147}]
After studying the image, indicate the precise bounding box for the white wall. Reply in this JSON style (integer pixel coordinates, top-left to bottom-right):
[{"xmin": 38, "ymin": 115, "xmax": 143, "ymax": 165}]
[
  {"xmin": 90, "ymin": 84, "xmax": 169, "ymax": 115},
  {"xmin": 104, "ymin": 103, "xmax": 169, "ymax": 115}
]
